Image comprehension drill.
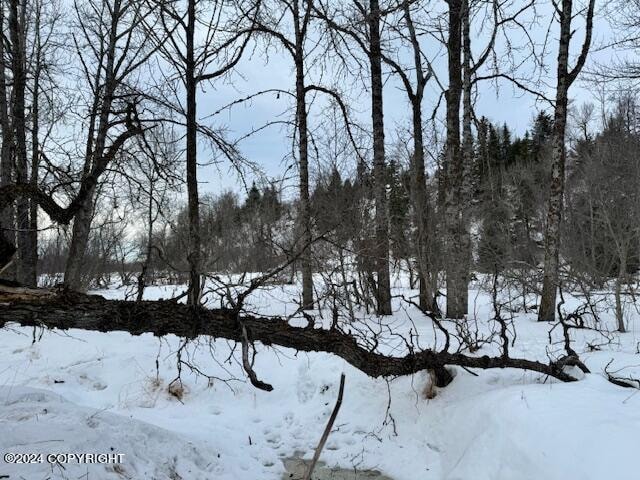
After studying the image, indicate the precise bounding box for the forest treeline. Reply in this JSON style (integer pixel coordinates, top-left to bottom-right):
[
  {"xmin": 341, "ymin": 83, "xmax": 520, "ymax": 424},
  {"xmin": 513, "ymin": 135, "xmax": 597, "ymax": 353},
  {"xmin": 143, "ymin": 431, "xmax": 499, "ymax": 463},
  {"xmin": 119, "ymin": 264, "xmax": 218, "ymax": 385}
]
[
  {"xmin": 37, "ymin": 105, "xmax": 640, "ymax": 320},
  {"xmin": 1, "ymin": 0, "xmax": 639, "ymax": 332}
]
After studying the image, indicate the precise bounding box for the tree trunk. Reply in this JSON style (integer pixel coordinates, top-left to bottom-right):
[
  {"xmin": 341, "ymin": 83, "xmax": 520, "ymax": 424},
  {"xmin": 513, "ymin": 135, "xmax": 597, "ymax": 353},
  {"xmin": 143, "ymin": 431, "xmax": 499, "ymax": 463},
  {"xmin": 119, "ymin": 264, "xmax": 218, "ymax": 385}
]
[
  {"xmin": 136, "ymin": 183, "xmax": 155, "ymax": 302},
  {"xmin": 294, "ymin": 0, "xmax": 313, "ymax": 310},
  {"xmin": 538, "ymin": 0, "xmax": 594, "ymax": 321},
  {"xmin": 444, "ymin": 0, "xmax": 466, "ymax": 319},
  {"xmin": 538, "ymin": 1, "xmax": 573, "ymax": 322},
  {"xmin": 411, "ymin": 101, "xmax": 437, "ymax": 312},
  {"xmin": 0, "ymin": 285, "xmax": 582, "ymax": 384},
  {"xmin": 459, "ymin": 0, "xmax": 473, "ymax": 313},
  {"xmin": 64, "ymin": 0, "xmax": 121, "ymax": 290},
  {"xmin": 185, "ymin": 0, "xmax": 202, "ymax": 305},
  {"xmin": 0, "ymin": 2, "xmax": 16, "ymax": 281},
  {"xmin": 615, "ymin": 250, "xmax": 627, "ymax": 333},
  {"xmin": 64, "ymin": 200, "xmax": 96, "ymax": 289},
  {"xmin": 10, "ymin": 0, "xmax": 35, "ymax": 286},
  {"xmin": 27, "ymin": 6, "xmax": 43, "ymax": 287},
  {"xmin": 369, "ymin": 0, "xmax": 392, "ymax": 315},
  {"xmin": 402, "ymin": 0, "xmax": 437, "ymax": 313}
]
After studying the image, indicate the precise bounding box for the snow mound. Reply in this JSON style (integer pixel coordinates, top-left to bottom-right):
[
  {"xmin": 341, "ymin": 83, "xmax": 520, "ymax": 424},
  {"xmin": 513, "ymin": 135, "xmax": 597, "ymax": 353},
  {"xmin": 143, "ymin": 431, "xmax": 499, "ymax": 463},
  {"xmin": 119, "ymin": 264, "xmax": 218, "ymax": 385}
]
[
  {"xmin": 435, "ymin": 375, "xmax": 640, "ymax": 480},
  {"xmin": 0, "ymin": 386, "xmax": 219, "ymax": 479}
]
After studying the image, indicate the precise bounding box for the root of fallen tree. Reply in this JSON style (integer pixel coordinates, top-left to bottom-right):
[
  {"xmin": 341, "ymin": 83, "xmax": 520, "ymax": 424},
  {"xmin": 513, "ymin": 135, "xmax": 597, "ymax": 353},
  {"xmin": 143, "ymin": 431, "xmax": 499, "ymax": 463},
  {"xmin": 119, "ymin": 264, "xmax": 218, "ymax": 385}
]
[{"xmin": 0, "ymin": 284, "xmax": 582, "ymax": 386}]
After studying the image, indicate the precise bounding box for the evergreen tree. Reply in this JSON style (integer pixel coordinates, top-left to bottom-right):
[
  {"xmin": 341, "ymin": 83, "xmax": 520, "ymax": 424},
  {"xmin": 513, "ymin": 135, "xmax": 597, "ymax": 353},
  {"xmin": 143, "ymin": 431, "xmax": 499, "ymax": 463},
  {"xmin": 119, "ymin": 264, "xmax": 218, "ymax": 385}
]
[
  {"xmin": 386, "ymin": 159, "xmax": 410, "ymax": 260},
  {"xmin": 530, "ymin": 111, "xmax": 553, "ymax": 163},
  {"xmin": 500, "ymin": 124, "xmax": 514, "ymax": 168},
  {"xmin": 473, "ymin": 117, "xmax": 490, "ymax": 201},
  {"xmin": 244, "ymin": 182, "xmax": 262, "ymax": 213}
]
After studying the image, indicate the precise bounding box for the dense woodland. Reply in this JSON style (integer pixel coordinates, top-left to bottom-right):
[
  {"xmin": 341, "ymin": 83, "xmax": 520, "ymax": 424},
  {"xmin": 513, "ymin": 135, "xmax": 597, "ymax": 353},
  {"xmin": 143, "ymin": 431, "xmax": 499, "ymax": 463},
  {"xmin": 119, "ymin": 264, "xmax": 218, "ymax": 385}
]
[{"xmin": 1, "ymin": 0, "xmax": 640, "ymax": 386}]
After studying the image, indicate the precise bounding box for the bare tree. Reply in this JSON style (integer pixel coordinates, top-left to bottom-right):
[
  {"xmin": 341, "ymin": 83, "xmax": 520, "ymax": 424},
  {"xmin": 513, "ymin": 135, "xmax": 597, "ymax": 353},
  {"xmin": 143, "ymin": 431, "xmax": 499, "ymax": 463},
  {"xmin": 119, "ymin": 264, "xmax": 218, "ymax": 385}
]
[
  {"xmin": 63, "ymin": 0, "xmax": 156, "ymax": 290},
  {"xmin": 236, "ymin": 0, "xmax": 317, "ymax": 309},
  {"xmin": 0, "ymin": 1, "xmax": 16, "ymax": 280},
  {"xmin": 23, "ymin": 0, "xmax": 64, "ymax": 286},
  {"xmin": 143, "ymin": 0, "xmax": 258, "ymax": 305},
  {"xmin": 367, "ymin": 0, "xmax": 392, "ymax": 315},
  {"xmin": 381, "ymin": 0, "xmax": 439, "ymax": 312},
  {"xmin": 315, "ymin": 0, "xmax": 392, "ymax": 315},
  {"xmin": 443, "ymin": 0, "xmax": 465, "ymax": 319},
  {"xmin": 538, "ymin": 0, "xmax": 596, "ymax": 322},
  {"xmin": 130, "ymin": 125, "xmax": 183, "ymax": 301},
  {"xmin": 565, "ymin": 97, "xmax": 640, "ymax": 332},
  {"xmin": 8, "ymin": 0, "xmax": 34, "ymax": 286}
]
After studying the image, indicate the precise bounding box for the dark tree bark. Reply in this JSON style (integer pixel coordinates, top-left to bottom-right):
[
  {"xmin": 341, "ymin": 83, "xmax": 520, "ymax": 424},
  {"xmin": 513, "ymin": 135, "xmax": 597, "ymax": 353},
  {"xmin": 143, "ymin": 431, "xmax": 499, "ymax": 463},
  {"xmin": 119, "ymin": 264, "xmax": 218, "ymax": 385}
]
[
  {"xmin": 369, "ymin": 0, "xmax": 392, "ymax": 315},
  {"xmin": 26, "ymin": 1, "xmax": 44, "ymax": 287},
  {"xmin": 312, "ymin": 0, "xmax": 392, "ymax": 315},
  {"xmin": 0, "ymin": 284, "xmax": 583, "ymax": 384},
  {"xmin": 185, "ymin": 0, "xmax": 202, "ymax": 306},
  {"xmin": 9, "ymin": 0, "xmax": 35, "ymax": 286},
  {"xmin": 539, "ymin": 0, "xmax": 595, "ymax": 322},
  {"xmin": 143, "ymin": 0, "xmax": 258, "ymax": 305},
  {"xmin": 400, "ymin": 0, "xmax": 438, "ymax": 313},
  {"xmin": 442, "ymin": 0, "xmax": 525, "ymax": 318},
  {"xmin": 293, "ymin": 0, "xmax": 313, "ymax": 310},
  {"xmin": 411, "ymin": 96, "xmax": 438, "ymax": 313},
  {"xmin": 0, "ymin": 2, "xmax": 16, "ymax": 281},
  {"xmin": 459, "ymin": 0, "xmax": 473, "ymax": 314},
  {"xmin": 233, "ymin": 0, "xmax": 315, "ymax": 309},
  {"xmin": 444, "ymin": 0, "xmax": 466, "ymax": 319}
]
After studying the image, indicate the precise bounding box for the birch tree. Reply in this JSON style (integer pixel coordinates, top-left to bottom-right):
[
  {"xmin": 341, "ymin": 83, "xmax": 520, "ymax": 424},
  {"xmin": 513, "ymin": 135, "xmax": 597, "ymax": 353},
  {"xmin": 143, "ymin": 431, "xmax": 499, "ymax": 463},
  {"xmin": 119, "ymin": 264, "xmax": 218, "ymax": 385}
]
[{"xmin": 538, "ymin": 0, "xmax": 596, "ymax": 322}]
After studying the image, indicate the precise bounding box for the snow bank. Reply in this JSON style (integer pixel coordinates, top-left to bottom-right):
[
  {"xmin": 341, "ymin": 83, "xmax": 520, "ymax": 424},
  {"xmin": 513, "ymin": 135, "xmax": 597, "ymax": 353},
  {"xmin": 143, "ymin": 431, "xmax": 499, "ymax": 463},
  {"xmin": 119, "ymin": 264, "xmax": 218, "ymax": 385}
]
[
  {"xmin": 1, "ymin": 281, "xmax": 640, "ymax": 479},
  {"xmin": 433, "ymin": 375, "xmax": 640, "ymax": 480},
  {"xmin": 0, "ymin": 386, "xmax": 220, "ymax": 479}
]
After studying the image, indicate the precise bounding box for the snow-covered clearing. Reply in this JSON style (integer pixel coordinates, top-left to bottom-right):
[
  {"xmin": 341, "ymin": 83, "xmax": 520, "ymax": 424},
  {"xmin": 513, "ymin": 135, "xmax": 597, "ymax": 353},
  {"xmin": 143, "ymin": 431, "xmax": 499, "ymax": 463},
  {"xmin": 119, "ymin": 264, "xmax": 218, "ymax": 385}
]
[{"xmin": 1, "ymin": 276, "xmax": 639, "ymax": 479}]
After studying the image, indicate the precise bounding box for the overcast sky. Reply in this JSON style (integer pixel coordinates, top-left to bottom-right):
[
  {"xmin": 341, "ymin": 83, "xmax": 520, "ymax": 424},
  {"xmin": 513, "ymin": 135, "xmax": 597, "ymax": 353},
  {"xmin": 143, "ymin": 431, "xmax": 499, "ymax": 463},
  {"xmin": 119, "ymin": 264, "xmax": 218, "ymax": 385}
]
[{"xmin": 190, "ymin": 0, "xmax": 619, "ymax": 198}]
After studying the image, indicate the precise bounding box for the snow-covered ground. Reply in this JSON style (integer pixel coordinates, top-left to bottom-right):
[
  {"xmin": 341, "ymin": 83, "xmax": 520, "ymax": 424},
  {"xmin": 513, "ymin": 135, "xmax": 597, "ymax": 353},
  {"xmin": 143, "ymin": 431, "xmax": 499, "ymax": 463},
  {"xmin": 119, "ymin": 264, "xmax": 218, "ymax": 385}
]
[{"xmin": 1, "ymin": 276, "xmax": 640, "ymax": 479}]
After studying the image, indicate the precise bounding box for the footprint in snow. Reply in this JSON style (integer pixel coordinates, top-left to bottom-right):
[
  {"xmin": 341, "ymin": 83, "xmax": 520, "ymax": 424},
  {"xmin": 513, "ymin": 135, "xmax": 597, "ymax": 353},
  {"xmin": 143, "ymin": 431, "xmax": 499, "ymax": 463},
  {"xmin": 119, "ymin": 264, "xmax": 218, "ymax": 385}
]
[
  {"xmin": 75, "ymin": 372, "xmax": 108, "ymax": 391},
  {"xmin": 265, "ymin": 433, "xmax": 282, "ymax": 444},
  {"xmin": 296, "ymin": 375, "xmax": 317, "ymax": 403}
]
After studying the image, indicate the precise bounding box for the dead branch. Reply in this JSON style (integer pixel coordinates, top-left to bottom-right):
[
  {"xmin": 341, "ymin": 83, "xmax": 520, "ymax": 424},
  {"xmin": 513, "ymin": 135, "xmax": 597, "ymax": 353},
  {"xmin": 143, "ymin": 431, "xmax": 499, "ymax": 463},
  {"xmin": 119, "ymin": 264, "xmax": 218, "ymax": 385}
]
[
  {"xmin": 303, "ymin": 373, "xmax": 346, "ymax": 480},
  {"xmin": 240, "ymin": 323, "xmax": 273, "ymax": 392},
  {"xmin": 604, "ymin": 360, "xmax": 640, "ymax": 389}
]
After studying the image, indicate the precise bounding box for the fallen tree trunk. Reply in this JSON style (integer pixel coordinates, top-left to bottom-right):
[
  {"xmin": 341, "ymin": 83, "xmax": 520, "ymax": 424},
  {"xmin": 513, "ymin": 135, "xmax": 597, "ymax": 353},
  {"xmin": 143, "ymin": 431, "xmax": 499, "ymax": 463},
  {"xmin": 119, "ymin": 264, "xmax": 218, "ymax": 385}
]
[{"xmin": 0, "ymin": 285, "xmax": 579, "ymax": 384}]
